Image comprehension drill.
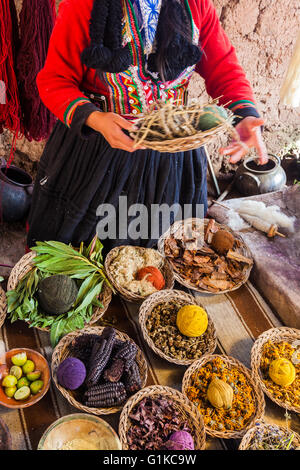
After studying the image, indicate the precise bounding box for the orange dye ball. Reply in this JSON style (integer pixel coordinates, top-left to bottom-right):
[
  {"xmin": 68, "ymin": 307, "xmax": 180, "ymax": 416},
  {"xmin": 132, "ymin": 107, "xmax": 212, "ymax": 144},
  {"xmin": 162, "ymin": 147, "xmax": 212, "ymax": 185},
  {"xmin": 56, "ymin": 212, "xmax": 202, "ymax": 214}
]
[{"xmin": 136, "ymin": 266, "xmax": 165, "ymax": 290}]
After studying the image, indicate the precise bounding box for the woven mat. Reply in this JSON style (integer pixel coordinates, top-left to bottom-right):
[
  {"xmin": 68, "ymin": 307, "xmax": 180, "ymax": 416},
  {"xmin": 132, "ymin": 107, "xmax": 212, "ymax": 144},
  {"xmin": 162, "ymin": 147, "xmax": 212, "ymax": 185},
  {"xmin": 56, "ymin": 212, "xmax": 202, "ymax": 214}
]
[{"xmin": 1, "ymin": 282, "xmax": 300, "ymax": 450}]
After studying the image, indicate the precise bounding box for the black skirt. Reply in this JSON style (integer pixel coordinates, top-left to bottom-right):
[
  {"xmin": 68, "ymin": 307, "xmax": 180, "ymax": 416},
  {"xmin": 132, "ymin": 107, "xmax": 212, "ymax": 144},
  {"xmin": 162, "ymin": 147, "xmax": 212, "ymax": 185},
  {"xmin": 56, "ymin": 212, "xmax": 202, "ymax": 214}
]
[{"xmin": 27, "ymin": 121, "xmax": 208, "ymax": 253}]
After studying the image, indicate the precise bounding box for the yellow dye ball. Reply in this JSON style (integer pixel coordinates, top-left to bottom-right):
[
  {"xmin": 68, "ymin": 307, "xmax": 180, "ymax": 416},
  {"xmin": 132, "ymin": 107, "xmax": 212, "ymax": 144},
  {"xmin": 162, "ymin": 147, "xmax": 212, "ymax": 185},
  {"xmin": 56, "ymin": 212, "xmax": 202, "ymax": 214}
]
[
  {"xmin": 176, "ymin": 305, "xmax": 208, "ymax": 337},
  {"xmin": 269, "ymin": 358, "xmax": 296, "ymax": 387}
]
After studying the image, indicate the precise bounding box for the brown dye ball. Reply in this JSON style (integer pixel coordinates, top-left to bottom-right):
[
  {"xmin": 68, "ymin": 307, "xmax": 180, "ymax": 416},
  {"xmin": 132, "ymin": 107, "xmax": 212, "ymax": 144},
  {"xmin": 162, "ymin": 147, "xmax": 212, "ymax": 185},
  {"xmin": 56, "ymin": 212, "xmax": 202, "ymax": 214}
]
[{"xmin": 211, "ymin": 230, "xmax": 234, "ymax": 254}]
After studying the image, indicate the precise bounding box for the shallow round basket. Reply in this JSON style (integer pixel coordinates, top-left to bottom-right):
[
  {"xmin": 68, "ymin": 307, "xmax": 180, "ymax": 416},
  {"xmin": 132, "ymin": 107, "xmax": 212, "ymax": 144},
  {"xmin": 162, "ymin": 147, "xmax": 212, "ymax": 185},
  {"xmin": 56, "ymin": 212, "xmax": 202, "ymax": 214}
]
[
  {"xmin": 51, "ymin": 326, "xmax": 148, "ymax": 415},
  {"xmin": 182, "ymin": 354, "xmax": 265, "ymax": 439},
  {"xmin": 139, "ymin": 289, "xmax": 217, "ymax": 366},
  {"xmin": 157, "ymin": 217, "xmax": 253, "ymax": 295},
  {"xmin": 104, "ymin": 245, "xmax": 174, "ymax": 303},
  {"xmin": 251, "ymin": 327, "xmax": 300, "ymax": 414},
  {"xmin": 0, "ymin": 285, "xmax": 7, "ymax": 329},
  {"xmin": 239, "ymin": 420, "xmax": 300, "ymax": 450},
  {"xmin": 7, "ymin": 252, "xmax": 112, "ymax": 332},
  {"xmin": 118, "ymin": 385, "xmax": 206, "ymax": 450}
]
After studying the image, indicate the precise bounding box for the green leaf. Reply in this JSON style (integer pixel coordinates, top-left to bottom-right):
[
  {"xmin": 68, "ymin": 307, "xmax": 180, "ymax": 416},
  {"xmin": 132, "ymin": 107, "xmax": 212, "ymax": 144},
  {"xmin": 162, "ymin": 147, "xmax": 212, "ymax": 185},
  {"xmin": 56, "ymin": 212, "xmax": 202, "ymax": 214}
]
[
  {"xmin": 0, "ymin": 276, "xmax": 4, "ymax": 283},
  {"xmin": 73, "ymin": 280, "xmax": 103, "ymax": 314},
  {"xmin": 50, "ymin": 319, "xmax": 66, "ymax": 348}
]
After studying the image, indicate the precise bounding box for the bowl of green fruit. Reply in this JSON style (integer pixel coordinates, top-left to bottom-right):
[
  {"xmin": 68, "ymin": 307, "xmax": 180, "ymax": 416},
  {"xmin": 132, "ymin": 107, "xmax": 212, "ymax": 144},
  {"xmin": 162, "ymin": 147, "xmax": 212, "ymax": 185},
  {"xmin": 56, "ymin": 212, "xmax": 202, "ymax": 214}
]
[{"xmin": 0, "ymin": 348, "xmax": 50, "ymax": 408}]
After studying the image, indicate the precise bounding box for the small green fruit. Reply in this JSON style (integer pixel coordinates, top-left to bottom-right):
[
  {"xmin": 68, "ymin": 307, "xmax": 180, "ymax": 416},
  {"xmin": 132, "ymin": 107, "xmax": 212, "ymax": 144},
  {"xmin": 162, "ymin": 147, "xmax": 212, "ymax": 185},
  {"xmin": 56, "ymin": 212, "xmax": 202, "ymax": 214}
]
[
  {"xmin": 5, "ymin": 386, "xmax": 17, "ymax": 398},
  {"xmin": 30, "ymin": 380, "xmax": 44, "ymax": 395},
  {"xmin": 22, "ymin": 360, "xmax": 35, "ymax": 375},
  {"xmin": 2, "ymin": 374, "xmax": 17, "ymax": 388},
  {"xmin": 11, "ymin": 352, "xmax": 27, "ymax": 367},
  {"xmin": 17, "ymin": 377, "xmax": 30, "ymax": 389},
  {"xmin": 14, "ymin": 386, "xmax": 31, "ymax": 401},
  {"xmin": 26, "ymin": 371, "xmax": 41, "ymax": 382},
  {"xmin": 10, "ymin": 365, "xmax": 23, "ymax": 380}
]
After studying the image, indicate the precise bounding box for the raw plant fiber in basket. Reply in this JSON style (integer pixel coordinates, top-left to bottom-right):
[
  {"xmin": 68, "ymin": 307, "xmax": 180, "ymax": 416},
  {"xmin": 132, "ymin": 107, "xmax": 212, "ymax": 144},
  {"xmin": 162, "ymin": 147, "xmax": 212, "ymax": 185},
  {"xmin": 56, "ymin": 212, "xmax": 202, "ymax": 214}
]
[
  {"xmin": 6, "ymin": 237, "xmax": 112, "ymax": 347},
  {"xmin": 0, "ymin": 283, "xmax": 7, "ymax": 329},
  {"xmin": 51, "ymin": 326, "xmax": 148, "ymax": 416},
  {"xmin": 239, "ymin": 420, "xmax": 300, "ymax": 450},
  {"xmin": 158, "ymin": 217, "xmax": 253, "ymax": 294},
  {"xmin": 182, "ymin": 354, "xmax": 265, "ymax": 439},
  {"xmin": 104, "ymin": 245, "xmax": 174, "ymax": 303},
  {"xmin": 130, "ymin": 99, "xmax": 236, "ymax": 153},
  {"xmin": 251, "ymin": 327, "xmax": 300, "ymax": 414},
  {"xmin": 138, "ymin": 289, "xmax": 217, "ymax": 366},
  {"xmin": 118, "ymin": 385, "xmax": 206, "ymax": 450}
]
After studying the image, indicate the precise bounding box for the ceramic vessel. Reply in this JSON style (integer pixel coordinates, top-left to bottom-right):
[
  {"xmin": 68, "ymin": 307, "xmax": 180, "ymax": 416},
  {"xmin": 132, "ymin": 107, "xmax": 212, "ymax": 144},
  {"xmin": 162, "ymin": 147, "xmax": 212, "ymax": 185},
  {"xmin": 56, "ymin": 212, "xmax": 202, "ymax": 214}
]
[
  {"xmin": 235, "ymin": 154, "xmax": 287, "ymax": 196},
  {"xmin": 0, "ymin": 157, "xmax": 33, "ymax": 222}
]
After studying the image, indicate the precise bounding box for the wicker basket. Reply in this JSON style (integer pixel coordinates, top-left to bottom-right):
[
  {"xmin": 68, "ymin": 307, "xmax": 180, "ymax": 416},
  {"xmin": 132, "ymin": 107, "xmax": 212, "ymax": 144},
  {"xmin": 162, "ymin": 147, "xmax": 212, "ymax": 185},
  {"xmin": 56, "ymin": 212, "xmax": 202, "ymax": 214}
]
[
  {"xmin": 239, "ymin": 420, "xmax": 300, "ymax": 450},
  {"xmin": 182, "ymin": 354, "xmax": 265, "ymax": 439},
  {"xmin": 51, "ymin": 326, "xmax": 148, "ymax": 415},
  {"xmin": 118, "ymin": 385, "xmax": 206, "ymax": 450},
  {"xmin": 138, "ymin": 289, "xmax": 217, "ymax": 366},
  {"xmin": 7, "ymin": 252, "xmax": 112, "ymax": 332},
  {"xmin": 157, "ymin": 217, "xmax": 253, "ymax": 295},
  {"xmin": 0, "ymin": 285, "xmax": 7, "ymax": 329},
  {"xmin": 130, "ymin": 100, "xmax": 235, "ymax": 153},
  {"xmin": 104, "ymin": 245, "xmax": 174, "ymax": 303},
  {"xmin": 251, "ymin": 327, "xmax": 300, "ymax": 414}
]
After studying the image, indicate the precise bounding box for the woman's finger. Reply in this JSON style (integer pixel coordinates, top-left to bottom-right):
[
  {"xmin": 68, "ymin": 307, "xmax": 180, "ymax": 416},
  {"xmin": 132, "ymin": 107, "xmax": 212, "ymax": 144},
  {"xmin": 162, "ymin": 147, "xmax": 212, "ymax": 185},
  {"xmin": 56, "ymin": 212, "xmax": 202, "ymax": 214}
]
[
  {"xmin": 228, "ymin": 147, "xmax": 247, "ymax": 164},
  {"xmin": 114, "ymin": 114, "xmax": 137, "ymax": 132},
  {"xmin": 219, "ymin": 143, "xmax": 243, "ymax": 156}
]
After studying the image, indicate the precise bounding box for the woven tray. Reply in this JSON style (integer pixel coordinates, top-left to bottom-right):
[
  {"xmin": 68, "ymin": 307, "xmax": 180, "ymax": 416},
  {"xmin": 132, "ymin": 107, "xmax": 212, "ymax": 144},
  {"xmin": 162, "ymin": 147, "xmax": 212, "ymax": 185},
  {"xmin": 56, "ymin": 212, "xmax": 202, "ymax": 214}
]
[
  {"xmin": 118, "ymin": 385, "xmax": 206, "ymax": 450},
  {"xmin": 51, "ymin": 326, "xmax": 148, "ymax": 415},
  {"xmin": 130, "ymin": 100, "xmax": 235, "ymax": 153},
  {"xmin": 182, "ymin": 354, "xmax": 265, "ymax": 439},
  {"xmin": 157, "ymin": 217, "xmax": 253, "ymax": 295},
  {"xmin": 239, "ymin": 420, "xmax": 300, "ymax": 450},
  {"xmin": 0, "ymin": 285, "xmax": 7, "ymax": 329},
  {"xmin": 251, "ymin": 327, "xmax": 300, "ymax": 414},
  {"xmin": 138, "ymin": 289, "xmax": 217, "ymax": 366},
  {"xmin": 7, "ymin": 252, "xmax": 112, "ymax": 332},
  {"xmin": 104, "ymin": 245, "xmax": 174, "ymax": 303}
]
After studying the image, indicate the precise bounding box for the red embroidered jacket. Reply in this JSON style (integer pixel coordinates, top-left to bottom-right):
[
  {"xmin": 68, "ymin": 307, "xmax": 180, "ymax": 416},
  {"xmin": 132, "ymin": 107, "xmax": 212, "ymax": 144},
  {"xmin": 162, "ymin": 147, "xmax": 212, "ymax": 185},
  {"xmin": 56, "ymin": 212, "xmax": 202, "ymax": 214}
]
[{"xmin": 37, "ymin": 0, "xmax": 260, "ymax": 133}]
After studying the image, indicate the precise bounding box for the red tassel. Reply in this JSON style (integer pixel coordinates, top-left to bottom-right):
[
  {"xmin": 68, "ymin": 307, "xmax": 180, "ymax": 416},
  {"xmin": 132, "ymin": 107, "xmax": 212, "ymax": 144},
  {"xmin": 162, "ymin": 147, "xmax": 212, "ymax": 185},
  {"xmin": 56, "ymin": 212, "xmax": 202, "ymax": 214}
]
[{"xmin": 17, "ymin": 0, "xmax": 57, "ymax": 142}]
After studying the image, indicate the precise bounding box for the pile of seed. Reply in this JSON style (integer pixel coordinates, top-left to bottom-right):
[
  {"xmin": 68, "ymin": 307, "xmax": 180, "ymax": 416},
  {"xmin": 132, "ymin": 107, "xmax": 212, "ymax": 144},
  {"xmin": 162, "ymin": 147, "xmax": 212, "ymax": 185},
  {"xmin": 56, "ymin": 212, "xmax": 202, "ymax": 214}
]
[{"xmin": 146, "ymin": 300, "xmax": 211, "ymax": 361}]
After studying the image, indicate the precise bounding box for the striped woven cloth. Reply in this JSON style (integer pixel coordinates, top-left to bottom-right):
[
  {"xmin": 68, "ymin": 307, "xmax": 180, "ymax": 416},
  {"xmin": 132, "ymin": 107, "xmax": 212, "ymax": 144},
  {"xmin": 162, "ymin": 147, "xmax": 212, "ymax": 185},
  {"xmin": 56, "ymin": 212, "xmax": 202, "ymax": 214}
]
[{"xmin": 0, "ymin": 281, "xmax": 298, "ymax": 450}]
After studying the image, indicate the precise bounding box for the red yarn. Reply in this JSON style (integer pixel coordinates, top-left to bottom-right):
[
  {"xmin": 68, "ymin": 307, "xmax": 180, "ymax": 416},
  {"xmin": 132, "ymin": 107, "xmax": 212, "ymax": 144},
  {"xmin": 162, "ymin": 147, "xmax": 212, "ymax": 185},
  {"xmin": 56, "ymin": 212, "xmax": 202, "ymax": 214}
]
[
  {"xmin": 17, "ymin": 0, "xmax": 57, "ymax": 142},
  {"xmin": 0, "ymin": 0, "xmax": 22, "ymax": 137}
]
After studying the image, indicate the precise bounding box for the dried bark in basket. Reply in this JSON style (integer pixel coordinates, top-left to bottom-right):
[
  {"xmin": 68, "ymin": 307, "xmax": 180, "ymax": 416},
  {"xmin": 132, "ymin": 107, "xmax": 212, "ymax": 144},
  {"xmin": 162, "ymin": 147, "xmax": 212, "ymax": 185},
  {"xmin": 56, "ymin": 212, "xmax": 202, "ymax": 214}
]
[
  {"xmin": 182, "ymin": 354, "xmax": 265, "ymax": 439},
  {"xmin": 118, "ymin": 385, "xmax": 206, "ymax": 450},
  {"xmin": 157, "ymin": 217, "xmax": 253, "ymax": 295},
  {"xmin": 51, "ymin": 326, "xmax": 148, "ymax": 416},
  {"xmin": 7, "ymin": 252, "xmax": 112, "ymax": 332},
  {"xmin": 0, "ymin": 285, "xmax": 7, "ymax": 329},
  {"xmin": 138, "ymin": 289, "xmax": 217, "ymax": 366},
  {"xmin": 251, "ymin": 327, "xmax": 300, "ymax": 414},
  {"xmin": 239, "ymin": 420, "xmax": 300, "ymax": 450},
  {"xmin": 130, "ymin": 99, "xmax": 236, "ymax": 153},
  {"xmin": 104, "ymin": 245, "xmax": 174, "ymax": 303}
]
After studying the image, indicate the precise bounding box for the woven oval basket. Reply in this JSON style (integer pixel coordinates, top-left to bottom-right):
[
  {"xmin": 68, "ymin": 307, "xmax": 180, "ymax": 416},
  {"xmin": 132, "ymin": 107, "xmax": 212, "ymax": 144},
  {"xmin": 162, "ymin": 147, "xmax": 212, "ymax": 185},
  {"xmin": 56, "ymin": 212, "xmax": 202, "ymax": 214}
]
[
  {"xmin": 251, "ymin": 327, "xmax": 300, "ymax": 414},
  {"xmin": 239, "ymin": 420, "xmax": 300, "ymax": 450},
  {"xmin": 182, "ymin": 354, "xmax": 265, "ymax": 439},
  {"xmin": 7, "ymin": 252, "xmax": 112, "ymax": 332},
  {"xmin": 130, "ymin": 100, "xmax": 235, "ymax": 153},
  {"xmin": 104, "ymin": 245, "xmax": 174, "ymax": 303},
  {"xmin": 118, "ymin": 385, "xmax": 206, "ymax": 450},
  {"xmin": 0, "ymin": 285, "xmax": 7, "ymax": 329},
  {"xmin": 138, "ymin": 289, "xmax": 217, "ymax": 366},
  {"xmin": 51, "ymin": 326, "xmax": 148, "ymax": 415},
  {"xmin": 157, "ymin": 217, "xmax": 253, "ymax": 295}
]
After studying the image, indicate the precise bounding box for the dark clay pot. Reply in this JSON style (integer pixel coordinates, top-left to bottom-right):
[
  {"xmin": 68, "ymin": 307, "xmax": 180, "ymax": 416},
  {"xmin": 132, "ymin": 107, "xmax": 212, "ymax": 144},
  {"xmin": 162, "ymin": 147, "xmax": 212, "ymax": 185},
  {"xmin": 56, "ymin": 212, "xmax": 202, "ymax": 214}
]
[{"xmin": 0, "ymin": 158, "xmax": 33, "ymax": 222}]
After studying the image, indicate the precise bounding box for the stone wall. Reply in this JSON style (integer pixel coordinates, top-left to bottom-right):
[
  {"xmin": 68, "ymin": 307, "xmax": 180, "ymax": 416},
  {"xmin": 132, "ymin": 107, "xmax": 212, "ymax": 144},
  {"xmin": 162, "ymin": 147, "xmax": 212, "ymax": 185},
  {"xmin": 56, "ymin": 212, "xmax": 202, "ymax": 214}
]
[{"xmin": 1, "ymin": 0, "xmax": 299, "ymax": 176}]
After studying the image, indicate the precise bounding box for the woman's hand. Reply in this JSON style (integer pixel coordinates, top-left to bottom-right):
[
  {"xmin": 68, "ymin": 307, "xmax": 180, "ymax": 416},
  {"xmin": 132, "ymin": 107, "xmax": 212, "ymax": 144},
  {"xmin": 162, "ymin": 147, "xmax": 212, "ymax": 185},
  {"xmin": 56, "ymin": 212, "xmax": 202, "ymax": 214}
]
[
  {"xmin": 86, "ymin": 111, "xmax": 144, "ymax": 153},
  {"xmin": 219, "ymin": 116, "xmax": 268, "ymax": 165}
]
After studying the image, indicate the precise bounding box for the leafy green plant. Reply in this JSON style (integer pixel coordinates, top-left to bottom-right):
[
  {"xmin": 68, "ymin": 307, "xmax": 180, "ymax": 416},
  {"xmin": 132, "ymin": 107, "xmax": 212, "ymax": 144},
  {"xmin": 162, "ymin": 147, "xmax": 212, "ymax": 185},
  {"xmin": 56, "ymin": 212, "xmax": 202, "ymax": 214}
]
[
  {"xmin": 6, "ymin": 236, "xmax": 112, "ymax": 348},
  {"xmin": 0, "ymin": 276, "xmax": 4, "ymax": 283}
]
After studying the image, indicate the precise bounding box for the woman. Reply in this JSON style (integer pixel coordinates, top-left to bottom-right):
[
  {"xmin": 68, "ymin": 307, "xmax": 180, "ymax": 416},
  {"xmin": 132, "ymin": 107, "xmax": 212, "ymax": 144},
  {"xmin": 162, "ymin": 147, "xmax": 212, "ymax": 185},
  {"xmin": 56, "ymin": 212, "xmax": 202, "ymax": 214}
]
[{"xmin": 27, "ymin": 0, "xmax": 267, "ymax": 251}]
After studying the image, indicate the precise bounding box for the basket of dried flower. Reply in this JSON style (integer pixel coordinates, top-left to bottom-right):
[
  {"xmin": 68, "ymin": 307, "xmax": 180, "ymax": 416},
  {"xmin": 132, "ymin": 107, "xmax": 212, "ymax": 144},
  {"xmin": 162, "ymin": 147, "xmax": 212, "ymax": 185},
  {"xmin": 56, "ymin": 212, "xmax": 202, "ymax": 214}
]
[
  {"xmin": 104, "ymin": 245, "xmax": 174, "ymax": 303},
  {"xmin": 51, "ymin": 326, "xmax": 148, "ymax": 416},
  {"xmin": 118, "ymin": 385, "xmax": 206, "ymax": 450},
  {"xmin": 239, "ymin": 420, "xmax": 300, "ymax": 450},
  {"xmin": 182, "ymin": 354, "xmax": 265, "ymax": 439},
  {"xmin": 251, "ymin": 327, "xmax": 300, "ymax": 414},
  {"xmin": 139, "ymin": 289, "xmax": 217, "ymax": 366}
]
